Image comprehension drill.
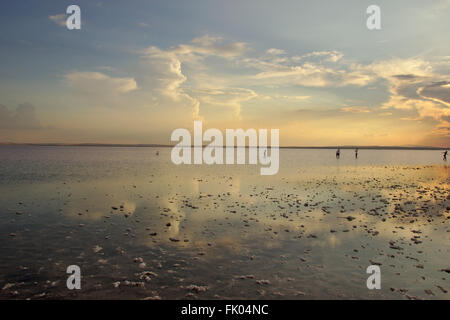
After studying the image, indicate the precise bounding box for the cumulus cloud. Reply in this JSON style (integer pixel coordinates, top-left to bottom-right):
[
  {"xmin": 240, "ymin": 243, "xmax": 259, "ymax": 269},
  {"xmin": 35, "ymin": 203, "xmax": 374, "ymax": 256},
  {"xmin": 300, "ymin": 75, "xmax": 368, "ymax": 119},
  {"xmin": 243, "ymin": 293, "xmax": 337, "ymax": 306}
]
[
  {"xmin": 0, "ymin": 103, "xmax": 42, "ymax": 130},
  {"xmin": 140, "ymin": 46, "xmax": 200, "ymax": 119},
  {"xmin": 194, "ymin": 87, "xmax": 257, "ymax": 118},
  {"xmin": 140, "ymin": 47, "xmax": 188, "ymax": 98},
  {"xmin": 139, "ymin": 36, "xmax": 251, "ymax": 119}
]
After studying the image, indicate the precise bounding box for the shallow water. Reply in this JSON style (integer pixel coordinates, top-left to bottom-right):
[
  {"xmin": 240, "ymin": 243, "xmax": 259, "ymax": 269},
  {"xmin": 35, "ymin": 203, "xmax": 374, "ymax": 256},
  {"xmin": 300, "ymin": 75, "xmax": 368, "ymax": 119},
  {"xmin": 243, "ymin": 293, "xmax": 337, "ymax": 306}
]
[{"xmin": 0, "ymin": 146, "xmax": 448, "ymax": 299}]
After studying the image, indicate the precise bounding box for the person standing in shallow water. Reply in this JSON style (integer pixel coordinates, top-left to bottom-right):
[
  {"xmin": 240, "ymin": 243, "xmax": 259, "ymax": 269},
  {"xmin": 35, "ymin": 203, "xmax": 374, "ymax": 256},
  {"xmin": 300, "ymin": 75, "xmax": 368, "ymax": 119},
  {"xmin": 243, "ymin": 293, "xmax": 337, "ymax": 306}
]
[
  {"xmin": 355, "ymin": 148, "xmax": 358, "ymax": 159},
  {"xmin": 336, "ymin": 148, "xmax": 340, "ymax": 159},
  {"xmin": 444, "ymin": 150, "xmax": 448, "ymax": 161}
]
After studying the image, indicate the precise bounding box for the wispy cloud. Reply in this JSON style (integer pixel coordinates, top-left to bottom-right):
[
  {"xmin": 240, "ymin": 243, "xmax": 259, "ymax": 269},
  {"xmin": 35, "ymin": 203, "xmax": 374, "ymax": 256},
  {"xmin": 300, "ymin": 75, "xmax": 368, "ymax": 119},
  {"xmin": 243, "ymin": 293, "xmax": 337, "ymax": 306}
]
[
  {"xmin": 48, "ymin": 13, "xmax": 66, "ymax": 27},
  {"xmin": 341, "ymin": 107, "xmax": 371, "ymax": 113},
  {"xmin": 138, "ymin": 22, "xmax": 150, "ymax": 28},
  {"xmin": 64, "ymin": 72, "xmax": 138, "ymax": 95}
]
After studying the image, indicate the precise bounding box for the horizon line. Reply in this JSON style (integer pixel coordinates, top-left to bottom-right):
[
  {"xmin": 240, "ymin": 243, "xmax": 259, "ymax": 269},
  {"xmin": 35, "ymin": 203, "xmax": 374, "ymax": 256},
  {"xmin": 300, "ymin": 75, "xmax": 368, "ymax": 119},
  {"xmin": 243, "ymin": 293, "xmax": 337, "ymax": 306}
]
[{"xmin": 0, "ymin": 142, "xmax": 447, "ymax": 150}]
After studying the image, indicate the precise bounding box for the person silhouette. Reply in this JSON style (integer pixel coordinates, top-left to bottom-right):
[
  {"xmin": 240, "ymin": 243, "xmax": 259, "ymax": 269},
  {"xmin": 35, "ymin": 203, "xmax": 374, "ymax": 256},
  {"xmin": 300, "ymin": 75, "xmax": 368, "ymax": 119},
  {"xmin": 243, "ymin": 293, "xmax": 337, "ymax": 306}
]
[
  {"xmin": 336, "ymin": 148, "xmax": 340, "ymax": 159},
  {"xmin": 355, "ymin": 148, "xmax": 358, "ymax": 159},
  {"xmin": 444, "ymin": 150, "xmax": 448, "ymax": 161}
]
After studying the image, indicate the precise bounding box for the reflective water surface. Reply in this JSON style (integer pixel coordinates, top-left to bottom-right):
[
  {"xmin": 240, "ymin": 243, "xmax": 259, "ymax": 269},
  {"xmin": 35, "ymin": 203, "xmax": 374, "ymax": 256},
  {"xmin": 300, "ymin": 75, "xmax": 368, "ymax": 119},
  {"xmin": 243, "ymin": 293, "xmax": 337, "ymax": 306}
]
[{"xmin": 0, "ymin": 146, "xmax": 448, "ymax": 299}]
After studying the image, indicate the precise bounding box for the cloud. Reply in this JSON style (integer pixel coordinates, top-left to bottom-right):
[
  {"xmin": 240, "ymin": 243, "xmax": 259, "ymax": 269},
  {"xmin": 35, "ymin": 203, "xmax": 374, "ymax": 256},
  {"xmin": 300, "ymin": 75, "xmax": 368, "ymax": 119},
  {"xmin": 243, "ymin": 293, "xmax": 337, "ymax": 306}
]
[
  {"xmin": 266, "ymin": 48, "xmax": 286, "ymax": 56},
  {"xmin": 252, "ymin": 62, "xmax": 333, "ymax": 87},
  {"xmin": 296, "ymin": 50, "xmax": 344, "ymax": 63},
  {"xmin": 151, "ymin": 35, "xmax": 248, "ymax": 61},
  {"xmin": 245, "ymin": 51, "xmax": 373, "ymax": 88},
  {"xmin": 64, "ymin": 72, "xmax": 138, "ymax": 95},
  {"xmin": 138, "ymin": 37, "xmax": 448, "ymax": 144},
  {"xmin": 140, "ymin": 47, "xmax": 187, "ymax": 98},
  {"xmin": 139, "ymin": 46, "xmax": 200, "ymax": 119},
  {"xmin": 418, "ymin": 81, "xmax": 450, "ymax": 106},
  {"xmin": 424, "ymin": 119, "xmax": 450, "ymax": 146},
  {"xmin": 372, "ymin": 59, "xmax": 448, "ymax": 119},
  {"xmin": 0, "ymin": 103, "xmax": 42, "ymax": 130},
  {"xmin": 48, "ymin": 14, "xmax": 66, "ymax": 27},
  {"xmin": 392, "ymin": 74, "xmax": 418, "ymax": 80},
  {"xmin": 279, "ymin": 95, "xmax": 310, "ymax": 100},
  {"xmin": 194, "ymin": 87, "xmax": 257, "ymax": 118},
  {"xmin": 139, "ymin": 36, "xmax": 251, "ymax": 119},
  {"xmin": 246, "ymin": 56, "xmax": 437, "ymax": 90},
  {"xmin": 341, "ymin": 107, "xmax": 371, "ymax": 113},
  {"xmin": 49, "ymin": 35, "xmax": 447, "ymax": 146},
  {"xmin": 368, "ymin": 59, "xmax": 433, "ymax": 79},
  {"xmin": 186, "ymin": 35, "xmax": 247, "ymax": 58},
  {"xmin": 250, "ymin": 63, "xmax": 373, "ymax": 88},
  {"xmin": 365, "ymin": 59, "xmax": 449, "ymax": 144}
]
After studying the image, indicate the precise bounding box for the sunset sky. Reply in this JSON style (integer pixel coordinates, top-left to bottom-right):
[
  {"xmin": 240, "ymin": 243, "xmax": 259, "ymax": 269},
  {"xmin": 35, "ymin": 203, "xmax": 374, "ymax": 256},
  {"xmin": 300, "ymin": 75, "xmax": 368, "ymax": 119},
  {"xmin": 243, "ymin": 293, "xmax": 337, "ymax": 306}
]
[{"xmin": 0, "ymin": 0, "xmax": 449, "ymax": 146}]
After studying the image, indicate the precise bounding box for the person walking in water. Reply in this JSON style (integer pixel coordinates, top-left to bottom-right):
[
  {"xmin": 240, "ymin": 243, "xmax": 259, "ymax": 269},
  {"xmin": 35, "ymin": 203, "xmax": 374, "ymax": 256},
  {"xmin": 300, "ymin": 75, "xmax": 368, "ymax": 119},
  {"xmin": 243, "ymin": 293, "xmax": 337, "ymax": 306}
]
[
  {"xmin": 336, "ymin": 148, "xmax": 340, "ymax": 159},
  {"xmin": 444, "ymin": 150, "xmax": 448, "ymax": 161},
  {"xmin": 355, "ymin": 148, "xmax": 358, "ymax": 159}
]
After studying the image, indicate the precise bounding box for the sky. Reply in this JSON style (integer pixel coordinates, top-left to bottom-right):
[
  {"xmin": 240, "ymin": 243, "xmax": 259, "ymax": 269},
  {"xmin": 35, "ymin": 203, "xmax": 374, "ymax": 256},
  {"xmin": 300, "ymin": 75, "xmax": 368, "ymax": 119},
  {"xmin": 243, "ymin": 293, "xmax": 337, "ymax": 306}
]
[{"xmin": 0, "ymin": 0, "xmax": 449, "ymax": 146}]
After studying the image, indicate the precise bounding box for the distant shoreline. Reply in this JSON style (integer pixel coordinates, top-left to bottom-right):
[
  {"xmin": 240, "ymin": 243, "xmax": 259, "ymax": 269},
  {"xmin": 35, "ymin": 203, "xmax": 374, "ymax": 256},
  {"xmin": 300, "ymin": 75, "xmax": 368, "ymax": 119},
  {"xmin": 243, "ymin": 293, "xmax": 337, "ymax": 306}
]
[{"xmin": 0, "ymin": 143, "xmax": 447, "ymax": 150}]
